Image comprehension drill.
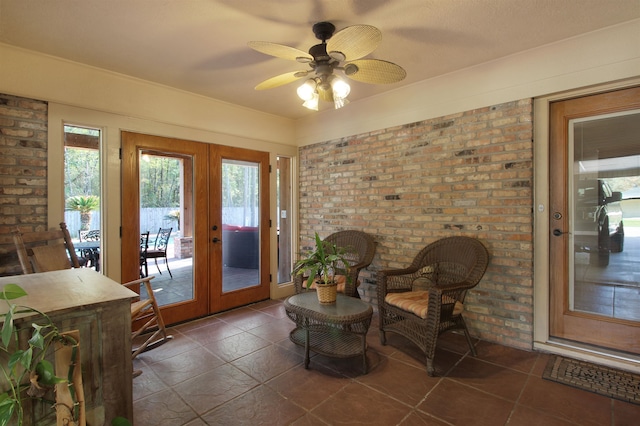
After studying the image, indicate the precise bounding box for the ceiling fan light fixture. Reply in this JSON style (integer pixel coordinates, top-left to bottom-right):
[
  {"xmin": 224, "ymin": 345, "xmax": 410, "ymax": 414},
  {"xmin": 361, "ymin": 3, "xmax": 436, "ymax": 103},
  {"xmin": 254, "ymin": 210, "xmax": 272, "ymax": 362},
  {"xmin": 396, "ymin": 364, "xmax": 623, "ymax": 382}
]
[
  {"xmin": 334, "ymin": 96, "xmax": 349, "ymax": 110},
  {"xmin": 297, "ymin": 79, "xmax": 317, "ymax": 101},
  {"xmin": 251, "ymin": 22, "xmax": 405, "ymax": 112},
  {"xmin": 302, "ymin": 92, "xmax": 319, "ymax": 111},
  {"xmin": 331, "ymin": 77, "xmax": 350, "ymax": 99}
]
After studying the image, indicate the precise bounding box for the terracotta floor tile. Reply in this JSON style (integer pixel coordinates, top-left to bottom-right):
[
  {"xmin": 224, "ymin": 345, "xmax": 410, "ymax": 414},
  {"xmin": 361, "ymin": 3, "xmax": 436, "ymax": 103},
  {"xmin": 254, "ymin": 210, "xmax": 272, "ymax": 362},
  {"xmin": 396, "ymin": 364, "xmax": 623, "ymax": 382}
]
[
  {"xmin": 257, "ymin": 302, "xmax": 288, "ymax": 319},
  {"xmin": 529, "ymin": 352, "xmax": 553, "ymax": 377},
  {"xmin": 312, "ymin": 382, "xmax": 413, "ymax": 425},
  {"xmin": 357, "ymin": 356, "xmax": 439, "ymax": 406},
  {"xmin": 447, "ymin": 356, "xmax": 529, "ymax": 401},
  {"xmin": 200, "ymin": 385, "xmax": 305, "ymax": 425},
  {"xmin": 418, "ymin": 379, "xmax": 514, "ymax": 425},
  {"xmin": 474, "ymin": 340, "xmax": 539, "ymax": 373},
  {"xmin": 506, "ymin": 405, "xmax": 577, "ymax": 426},
  {"xmin": 399, "ymin": 410, "xmax": 452, "ymax": 425},
  {"xmin": 181, "ymin": 320, "xmax": 244, "ymax": 345},
  {"xmin": 184, "ymin": 417, "xmax": 207, "ymax": 426},
  {"xmin": 231, "ymin": 344, "xmax": 303, "ymax": 382},
  {"xmin": 182, "ymin": 418, "xmax": 207, "ymax": 426},
  {"xmin": 133, "ymin": 388, "xmax": 198, "ymax": 426},
  {"xmin": 132, "ymin": 360, "xmax": 168, "ymax": 401},
  {"xmin": 217, "ymin": 308, "xmax": 277, "ymax": 331},
  {"xmin": 519, "ymin": 376, "xmax": 612, "ymax": 425},
  {"xmin": 172, "ymin": 315, "xmax": 221, "ymax": 333},
  {"xmin": 148, "ymin": 348, "xmax": 225, "ymax": 386},
  {"xmin": 133, "ymin": 331, "xmax": 199, "ymax": 364},
  {"xmin": 289, "ymin": 412, "xmax": 332, "ymax": 425},
  {"xmin": 172, "ymin": 364, "xmax": 259, "ymax": 415},
  {"xmin": 131, "ymin": 298, "xmax": 637, "ymax": 426},
  {"xmin": 612, "ymin": 399, "xmax": 640, "ymax": 425},
  {"xmin": 203, "ymin": 330, "xmax": 271, "ymax": 362},
  {"xmin": 248, "ymin": 317, "xmax": 297, "ymax": 343},
  {"xmin": 266, "ymin": 363, "xmax": 350, "ymax": 410}
]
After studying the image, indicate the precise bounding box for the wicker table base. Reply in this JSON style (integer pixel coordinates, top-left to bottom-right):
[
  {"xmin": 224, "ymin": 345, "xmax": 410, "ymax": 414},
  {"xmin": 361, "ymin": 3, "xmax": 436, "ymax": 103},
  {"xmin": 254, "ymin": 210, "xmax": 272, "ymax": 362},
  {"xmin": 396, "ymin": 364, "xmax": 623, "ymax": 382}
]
[{"xmin": 284, "ymin": 292, "xmax": 373, "ymax": 374}]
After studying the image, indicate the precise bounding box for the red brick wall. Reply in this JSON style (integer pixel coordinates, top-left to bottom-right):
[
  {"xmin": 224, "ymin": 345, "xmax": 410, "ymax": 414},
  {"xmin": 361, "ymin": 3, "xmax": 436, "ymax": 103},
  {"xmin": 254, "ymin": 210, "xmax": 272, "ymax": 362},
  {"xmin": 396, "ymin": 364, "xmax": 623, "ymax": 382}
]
[
  {"xmin": 298, "ymin": 99, "xmax": 534, "ymax": 350},
  {"xmin": 0, "ymin": 94, "xmax": 48, "ymax": 276}
]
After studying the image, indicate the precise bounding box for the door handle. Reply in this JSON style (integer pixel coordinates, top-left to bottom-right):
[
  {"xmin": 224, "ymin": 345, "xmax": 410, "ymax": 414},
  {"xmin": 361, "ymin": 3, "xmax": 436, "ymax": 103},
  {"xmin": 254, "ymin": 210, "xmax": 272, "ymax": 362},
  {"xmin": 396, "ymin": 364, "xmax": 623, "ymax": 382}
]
[
  {"xmin": 552, "ymin": 229, "xmax": 567, "ymax": 236},
  {"xmin": 212, "ymin": 237, "xmax": 220, "ymax": 243}
]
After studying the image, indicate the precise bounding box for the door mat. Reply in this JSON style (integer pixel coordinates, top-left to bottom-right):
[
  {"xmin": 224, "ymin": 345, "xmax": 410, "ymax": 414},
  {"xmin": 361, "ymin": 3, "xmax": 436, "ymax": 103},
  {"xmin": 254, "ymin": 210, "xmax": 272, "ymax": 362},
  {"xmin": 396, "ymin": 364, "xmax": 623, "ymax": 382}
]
[{"xmin": 543, "ymin": 355, "xmax": 640, "ymax": 405}]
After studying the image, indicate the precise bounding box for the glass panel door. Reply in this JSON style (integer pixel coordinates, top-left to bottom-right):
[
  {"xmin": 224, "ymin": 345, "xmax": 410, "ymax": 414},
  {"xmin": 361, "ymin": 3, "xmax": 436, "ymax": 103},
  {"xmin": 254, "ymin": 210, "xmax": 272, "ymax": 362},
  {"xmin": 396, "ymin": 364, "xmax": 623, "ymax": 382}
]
[
  {"xmin": 549, "ymin": 86, "xmax": 640, "ymax": 355},
  {"xmin": 210, "ymin": 145, "xmax": 270, "ymax": 313},
  {"xmin": 122, "ymin": 131, "xmax": 209, "ymax": 325}
]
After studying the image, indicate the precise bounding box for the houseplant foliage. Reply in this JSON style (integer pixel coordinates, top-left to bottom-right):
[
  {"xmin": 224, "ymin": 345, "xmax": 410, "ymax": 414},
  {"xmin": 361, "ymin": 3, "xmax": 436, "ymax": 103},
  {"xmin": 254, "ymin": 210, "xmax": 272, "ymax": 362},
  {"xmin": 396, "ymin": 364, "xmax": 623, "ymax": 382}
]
[
  {"xmin": 292, "ymin": 233, "xmax": 352, "ymax": 302},
  {"xmin": 0, "ymin": 284, "xmax": 80, "ymax": 426},
  {"xmin": 66, "ymin": 195, "xmax": 100, "ymax": 231}
]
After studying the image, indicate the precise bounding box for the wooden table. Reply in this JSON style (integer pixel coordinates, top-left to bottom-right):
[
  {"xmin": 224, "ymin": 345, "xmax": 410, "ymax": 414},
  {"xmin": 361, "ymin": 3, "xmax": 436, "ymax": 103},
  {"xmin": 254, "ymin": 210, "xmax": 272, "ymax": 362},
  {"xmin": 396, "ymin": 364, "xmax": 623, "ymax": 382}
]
[
  {"xmin": 284, "ymin": 292, "xmax": 373, "ymax": 374},
  {"xmin": 0, "ymin": 269, "xmax": 137, "ymax": 425}
]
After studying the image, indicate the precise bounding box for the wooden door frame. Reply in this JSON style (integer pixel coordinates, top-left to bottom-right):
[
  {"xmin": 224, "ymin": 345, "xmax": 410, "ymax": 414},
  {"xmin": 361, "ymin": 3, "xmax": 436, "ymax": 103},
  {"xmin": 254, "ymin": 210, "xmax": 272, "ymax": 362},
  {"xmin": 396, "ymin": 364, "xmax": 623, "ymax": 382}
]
[
  {"xmin": 533, "ymin": 79, "xmax": 640, "ymax": 371},
  {"xmin": 548, "ymin": 86, "xmax": 640, "ymax": 353},
  {"xmin": 121, "ymin": 131, "xmax": 209, "ymax": 325}
]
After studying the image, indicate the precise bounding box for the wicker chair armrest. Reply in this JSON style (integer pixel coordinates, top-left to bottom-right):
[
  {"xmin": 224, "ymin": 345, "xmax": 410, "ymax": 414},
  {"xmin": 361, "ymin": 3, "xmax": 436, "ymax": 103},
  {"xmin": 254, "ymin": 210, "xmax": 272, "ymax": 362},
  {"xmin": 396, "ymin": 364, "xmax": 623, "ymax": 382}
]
[{"xmin": 376, "ymin": 268, "xmax": 417, "ymax": 302}]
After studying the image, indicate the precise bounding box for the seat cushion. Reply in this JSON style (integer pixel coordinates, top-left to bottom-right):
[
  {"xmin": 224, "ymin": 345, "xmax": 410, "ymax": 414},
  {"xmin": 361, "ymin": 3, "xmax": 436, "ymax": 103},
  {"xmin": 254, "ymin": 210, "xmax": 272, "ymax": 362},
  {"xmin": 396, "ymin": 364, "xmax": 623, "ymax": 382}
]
[{"xmin": 385, "ymin": 290, "xmax": 463, "ymax": 319}]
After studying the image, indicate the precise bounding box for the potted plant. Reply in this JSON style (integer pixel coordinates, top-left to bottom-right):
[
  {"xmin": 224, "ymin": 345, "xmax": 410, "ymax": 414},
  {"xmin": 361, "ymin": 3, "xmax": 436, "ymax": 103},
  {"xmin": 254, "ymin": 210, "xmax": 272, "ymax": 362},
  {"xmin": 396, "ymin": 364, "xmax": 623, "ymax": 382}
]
[
  {"xmin": 0, "ymin": 284, "xmax": 84, "ymax": 426},
  {"xmin": 66, "ymin": 195, "xmax": 100, "ymax": 232},
  {"xmin": 292, "ymin": 232, "xmax": 352, "ymax": 304}
]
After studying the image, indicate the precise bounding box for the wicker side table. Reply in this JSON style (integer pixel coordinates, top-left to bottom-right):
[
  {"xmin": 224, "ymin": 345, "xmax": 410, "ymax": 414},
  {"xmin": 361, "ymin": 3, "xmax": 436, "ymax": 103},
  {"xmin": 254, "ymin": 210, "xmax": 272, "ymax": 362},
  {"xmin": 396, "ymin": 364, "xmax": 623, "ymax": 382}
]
[{"xmin": 284, "ymin": 292, "xmax": 373, "ymax": 374}]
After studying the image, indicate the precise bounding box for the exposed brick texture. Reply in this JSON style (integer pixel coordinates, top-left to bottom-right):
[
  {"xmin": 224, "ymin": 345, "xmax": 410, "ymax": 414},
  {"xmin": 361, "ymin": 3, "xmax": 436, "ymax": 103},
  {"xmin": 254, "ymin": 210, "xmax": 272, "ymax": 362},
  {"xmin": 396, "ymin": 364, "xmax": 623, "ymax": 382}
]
[
  {"xmin": 298, "ymin": 99, "xmax": 534, "ymax": 350},
  {"xmin": 0, "ymin": 94, "xmax": 48, "ymax": 276}
]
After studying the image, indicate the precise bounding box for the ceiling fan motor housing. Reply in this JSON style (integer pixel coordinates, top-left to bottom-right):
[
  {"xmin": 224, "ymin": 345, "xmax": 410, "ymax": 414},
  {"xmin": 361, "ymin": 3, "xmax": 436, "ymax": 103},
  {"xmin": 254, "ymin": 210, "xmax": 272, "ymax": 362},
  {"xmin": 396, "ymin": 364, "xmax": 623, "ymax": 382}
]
[{"xmin": 312, "ymin": 21, "xmax": 336, "ymax": 41}]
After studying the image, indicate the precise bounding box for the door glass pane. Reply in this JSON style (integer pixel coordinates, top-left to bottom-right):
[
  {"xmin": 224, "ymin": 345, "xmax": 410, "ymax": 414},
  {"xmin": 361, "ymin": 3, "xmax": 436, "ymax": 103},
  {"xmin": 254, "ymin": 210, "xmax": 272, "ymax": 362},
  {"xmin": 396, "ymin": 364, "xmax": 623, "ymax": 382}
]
[
  {"xmin": 222, "ymin": 159, "xmax": 260, "ymax": 292},
  {"xmin": 139, "ymin": 151, "xmax": 194, "ymax": 306},
  {"xmin": 64, "ymin": 125, "xmax": 101, "ymax": 272},
  {"xmin": 569, "ymin": 110, "xmax": 640, "ymax": 321}
]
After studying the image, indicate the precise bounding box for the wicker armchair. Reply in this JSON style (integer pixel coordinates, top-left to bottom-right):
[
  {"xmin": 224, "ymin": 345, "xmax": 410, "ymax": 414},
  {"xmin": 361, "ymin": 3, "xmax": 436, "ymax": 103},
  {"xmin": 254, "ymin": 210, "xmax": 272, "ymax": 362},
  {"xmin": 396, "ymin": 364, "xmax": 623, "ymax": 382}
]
[
  {"xmin": 377, "ymin": 236, "xmax": 489, "ymax": 376},
  {"xmin": 294, "ymin": 230, "xmax": 376, "ymax": 298}
]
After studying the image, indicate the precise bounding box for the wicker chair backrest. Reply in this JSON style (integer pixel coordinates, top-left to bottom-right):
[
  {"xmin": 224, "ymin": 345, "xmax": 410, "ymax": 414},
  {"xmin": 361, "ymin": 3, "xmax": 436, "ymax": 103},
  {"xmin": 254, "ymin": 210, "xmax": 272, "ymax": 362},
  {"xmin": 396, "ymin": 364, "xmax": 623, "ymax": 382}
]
[{"xmin": 410, "ymin": 236, "xmax": 488, "ymax": 288}]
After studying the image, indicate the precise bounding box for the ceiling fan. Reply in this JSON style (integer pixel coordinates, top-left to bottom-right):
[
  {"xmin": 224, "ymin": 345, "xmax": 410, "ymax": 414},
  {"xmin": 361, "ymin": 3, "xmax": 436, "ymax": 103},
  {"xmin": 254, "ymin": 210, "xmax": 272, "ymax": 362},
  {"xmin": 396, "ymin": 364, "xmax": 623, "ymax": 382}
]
[{"xmin": 248, "ymin": 21, "xmax": 406, "ymax": 110}]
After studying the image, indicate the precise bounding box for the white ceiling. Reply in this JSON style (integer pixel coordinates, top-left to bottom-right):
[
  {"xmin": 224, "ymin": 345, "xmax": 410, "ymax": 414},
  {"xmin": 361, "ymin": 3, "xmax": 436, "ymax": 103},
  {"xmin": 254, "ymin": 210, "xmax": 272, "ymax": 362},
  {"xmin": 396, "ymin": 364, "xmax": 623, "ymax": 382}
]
[{"xmin": 1, "ymin": 0, "xmax": 638, "ymax": 120}]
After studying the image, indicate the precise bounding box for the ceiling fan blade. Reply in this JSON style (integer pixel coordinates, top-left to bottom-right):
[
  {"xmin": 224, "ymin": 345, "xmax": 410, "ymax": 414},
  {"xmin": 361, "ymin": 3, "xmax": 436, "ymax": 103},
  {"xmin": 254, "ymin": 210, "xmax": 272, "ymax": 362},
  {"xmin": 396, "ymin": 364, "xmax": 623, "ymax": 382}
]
[
  {"xmin": 248, "ymin": 41, "xmax": 312, "ymax": 62},
  {"xmin": 254, "ymin": 71, "xmax": 306, "ymax": 90},
  {"xmin": 326, "ymin": 25, "xmax": 381, "ymax": 61},
  {"xmin": 343, "ymin": 59, "xmax": 407, "ymax": 84}
]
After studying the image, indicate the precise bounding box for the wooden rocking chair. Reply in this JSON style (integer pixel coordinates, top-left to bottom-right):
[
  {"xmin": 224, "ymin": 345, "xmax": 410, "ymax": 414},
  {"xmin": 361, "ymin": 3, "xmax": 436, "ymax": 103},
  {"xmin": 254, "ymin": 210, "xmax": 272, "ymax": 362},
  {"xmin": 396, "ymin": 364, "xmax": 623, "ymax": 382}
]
[
  {"xmin": 12, "ymin": 222, "xmax": 82, "ymax": 274},
  {"xmin": 124, "ymin": 276, "xmax": 172, "ymax": 364}
]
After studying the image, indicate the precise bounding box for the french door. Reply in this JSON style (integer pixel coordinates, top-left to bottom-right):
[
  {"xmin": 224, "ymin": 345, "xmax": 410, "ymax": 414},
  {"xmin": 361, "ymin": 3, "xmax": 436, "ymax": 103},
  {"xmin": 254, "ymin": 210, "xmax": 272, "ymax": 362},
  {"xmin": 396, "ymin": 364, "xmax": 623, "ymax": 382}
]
[
  {"xmin": 549, "ymin": 86, "xmax": 640, "ymax": 354},
  {"xmin": 121, "ymin": 132, "xmax": 270, "ymax": 325}
]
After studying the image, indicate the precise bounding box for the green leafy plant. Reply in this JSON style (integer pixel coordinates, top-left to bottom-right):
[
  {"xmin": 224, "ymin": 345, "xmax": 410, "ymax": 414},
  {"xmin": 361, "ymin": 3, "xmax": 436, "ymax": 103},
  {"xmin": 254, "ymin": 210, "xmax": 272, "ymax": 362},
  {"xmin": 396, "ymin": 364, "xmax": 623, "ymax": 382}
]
[
  {"xmin": 0, "ymin": 284, "xmax": 77, "ymax": 426},
  {"xmin": 164, "ymin": 210, "xmax": 180, "ymax": 231},
  {"xmin": 111, "ymin": 416, "xmax": 132, "ymax": 426},
  {"xmin": 292, "ymin": 232, "xmax": 352, "ymax": 288},
  {"xmin": 66, "ymin": 195, "xmax": 100, "ymax": 231}
]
